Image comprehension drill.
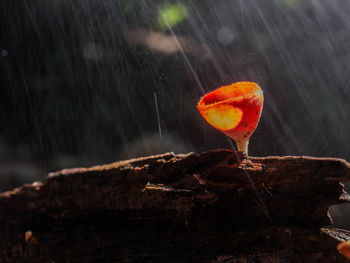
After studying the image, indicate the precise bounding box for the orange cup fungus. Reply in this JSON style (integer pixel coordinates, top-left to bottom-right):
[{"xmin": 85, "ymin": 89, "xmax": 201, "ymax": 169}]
[{"xmin": 197, "ymin": 81, "xmax": 264, "ymax": 154}]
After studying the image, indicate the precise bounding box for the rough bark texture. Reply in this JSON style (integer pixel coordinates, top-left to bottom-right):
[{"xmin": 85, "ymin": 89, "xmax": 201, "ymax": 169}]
[{"xmin": 1, "ymin": 149, "xmax": 350, "ymax": 262}]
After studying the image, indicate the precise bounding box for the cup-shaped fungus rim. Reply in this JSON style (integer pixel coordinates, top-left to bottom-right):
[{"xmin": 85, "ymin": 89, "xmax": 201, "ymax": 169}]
[{"xmin": 197, "ymin": 81, "xmax": 262, "ymax": 111}]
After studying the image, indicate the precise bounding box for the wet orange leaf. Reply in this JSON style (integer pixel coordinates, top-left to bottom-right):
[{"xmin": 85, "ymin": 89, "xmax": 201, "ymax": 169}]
[{"xmin": 338, "ymin": 240, "xmax": 350, "ymax": 259}]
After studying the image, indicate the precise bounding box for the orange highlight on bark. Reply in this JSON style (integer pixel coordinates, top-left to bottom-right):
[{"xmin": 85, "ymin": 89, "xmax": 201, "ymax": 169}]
[{"xmin": 197, "ymin": 81, "xmax": 264, "ymax": 154}]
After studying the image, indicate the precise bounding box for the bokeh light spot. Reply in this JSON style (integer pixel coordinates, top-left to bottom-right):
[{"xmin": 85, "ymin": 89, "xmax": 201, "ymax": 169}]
[
  {"xmin": 217, "ymin": 27, "xmax": 235, "ymax": 45},
  {"xmin": 1, "ymin": 49, "xmax": 8, "ymax": 57}
]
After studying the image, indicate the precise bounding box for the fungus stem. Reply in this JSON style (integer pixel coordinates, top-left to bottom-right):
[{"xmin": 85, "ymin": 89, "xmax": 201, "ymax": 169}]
[{"xmin": 236, "ymin": 139, "xmax": 249, "ymax": 155}]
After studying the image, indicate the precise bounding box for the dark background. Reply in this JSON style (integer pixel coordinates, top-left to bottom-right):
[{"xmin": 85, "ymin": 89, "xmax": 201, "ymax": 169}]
[{"xmin": 1, "ymin": 0, "xmax": 350, "ymax": 202}]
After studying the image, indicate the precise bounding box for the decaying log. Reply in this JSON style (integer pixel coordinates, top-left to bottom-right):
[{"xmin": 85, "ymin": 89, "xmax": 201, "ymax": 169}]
[{"xmin": 1, "ymin": 149, "xmax": 350, "ymax": 262}]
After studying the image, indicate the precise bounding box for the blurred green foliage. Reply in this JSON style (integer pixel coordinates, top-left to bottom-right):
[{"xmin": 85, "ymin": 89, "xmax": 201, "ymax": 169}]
[{"xmin": 157, "ymin": 3, "xmax": 188, "ymax": 29}]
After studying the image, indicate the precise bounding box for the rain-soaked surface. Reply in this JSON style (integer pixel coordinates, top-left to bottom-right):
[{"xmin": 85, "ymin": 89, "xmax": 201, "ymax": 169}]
[{"xmin": 1, "ymin": 1, "xmax": 350, "ymax": 225}]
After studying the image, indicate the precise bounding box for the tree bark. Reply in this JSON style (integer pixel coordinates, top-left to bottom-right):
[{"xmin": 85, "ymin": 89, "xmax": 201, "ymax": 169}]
[{"xmin": 1, "ymin": 149, "xmax": 350, "ymax": 262}]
